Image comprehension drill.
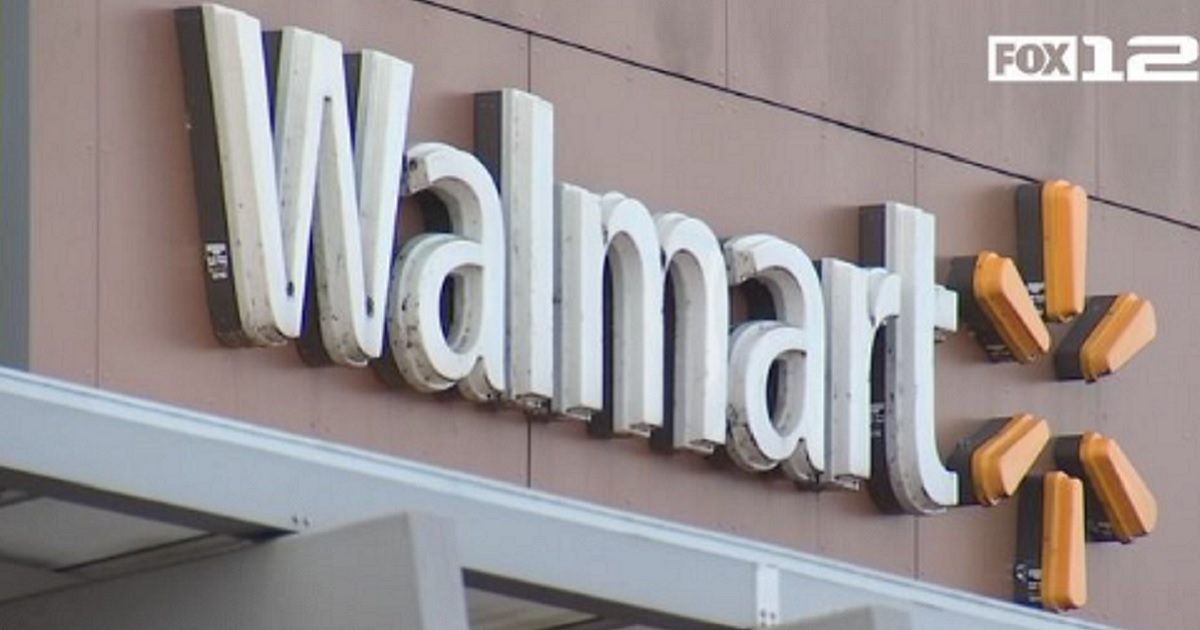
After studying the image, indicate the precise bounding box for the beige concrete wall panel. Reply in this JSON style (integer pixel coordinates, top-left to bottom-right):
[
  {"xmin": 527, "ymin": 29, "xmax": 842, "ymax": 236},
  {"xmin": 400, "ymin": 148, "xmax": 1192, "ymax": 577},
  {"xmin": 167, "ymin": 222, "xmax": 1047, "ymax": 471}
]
[
  {"xmin": 820, "ymin": 126, "xmax": 919, "ymax": 259},
  {"xmin": 1096, "ymin": 84, "xmax": 1200, "ymax": 227},
  {"xmin": 726, "ymin": 1, "xmax": 826, "ymax": 114},
  {"xmin": 312, "ymin": 368, "xmax": 531, "ymax": 482},
  {"xmin": 530, "ymin": 421, "xmax": 822, "ymax": 552},
  {"xmin": 814, "ymin": 491, "xmax": 916, "ymax": 577},
  {"xmin": 430, "ymin": 0, "xmax": 727, "ymax": 85},
  {"xmin": 531, "ymin": 37, "xmax": 820, "ymax": 246},
  {"xmin": 916, "ymin": 1, "xmax": 1097, "ymax": 191},
  {"xmin": 29, "ymin": 0, "xmax": 100, "ymax": 384},
  {"xmin": 912, "ymin": 501, "xmax": 1016, "ymax": 599},
  {"xmin": 532, "ymin": 37, "xmax": 918, "ymax": 260},
  {"xmin": 1095, "ymin": 0, "xmax": 1200, "ymax": 226},
  {"xmin": 728, "ymin": 0, "xmax": 917, "ymax": 141},
  {"xmin": 329, "ymin": 1, "xmax": 532, "ymax": 148},
  {"xmin": 88, "ymin": 0, "xmax": 529, "ymax": 483}
]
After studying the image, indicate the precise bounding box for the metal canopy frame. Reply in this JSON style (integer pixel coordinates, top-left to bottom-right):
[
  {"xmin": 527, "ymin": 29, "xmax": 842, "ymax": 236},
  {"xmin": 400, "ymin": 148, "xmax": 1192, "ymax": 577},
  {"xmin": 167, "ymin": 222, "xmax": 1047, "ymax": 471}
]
[
  {"xmin": 0, "ymin": 513, "xmax": 472, "ymax": 630},
  {"xmin": 0, "ymin": 367, "xmax": 1121, "ymax": 630}
]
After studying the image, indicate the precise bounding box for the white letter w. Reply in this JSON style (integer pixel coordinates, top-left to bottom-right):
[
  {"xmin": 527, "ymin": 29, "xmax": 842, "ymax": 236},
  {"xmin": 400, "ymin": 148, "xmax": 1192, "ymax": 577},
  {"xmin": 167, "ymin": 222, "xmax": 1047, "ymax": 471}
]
[{"xmin": 191, "ymin": 4, "xmax": 413, "ymax": 366}]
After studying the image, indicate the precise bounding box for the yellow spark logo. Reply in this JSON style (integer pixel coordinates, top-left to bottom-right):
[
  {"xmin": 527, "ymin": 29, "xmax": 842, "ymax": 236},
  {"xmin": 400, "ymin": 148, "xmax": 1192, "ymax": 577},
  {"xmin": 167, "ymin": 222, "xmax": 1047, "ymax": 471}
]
[{"xmin": 945, "ymin": 180, "xmax": 1158, "ymax": 613}]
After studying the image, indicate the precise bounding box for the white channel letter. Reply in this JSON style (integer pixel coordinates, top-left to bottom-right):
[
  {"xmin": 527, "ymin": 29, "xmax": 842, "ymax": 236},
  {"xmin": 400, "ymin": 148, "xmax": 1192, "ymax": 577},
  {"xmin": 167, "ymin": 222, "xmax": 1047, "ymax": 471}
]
[
  {"xmin": 391, "ymin": 143, "xmax": 506, "ymax": 401},
  {"xmin": 821, "ymin": 259, "xmax": 899, "ymax": 489},
  {"xmin": 657, "ymin": 213, "xmax": 729, "ymax": 452},
  {"xmin": 555, "ymin": 187, "xmax": 664, "ymax": 435},
  {"xmin": 555, "ymin": 184, "xmax": 604, "ymax": 419},
  {"xmin": 200, "ymin": 5, "xmax": 411, "ymax": 364},
  {"xmin": 496, "ymin": 90, "xmax": 555, "ymax": 409},
  {"xmin": 877, "ymin": 202, "xmax": 959, "ymax": 513},
  {"xmin": 725, "ymin": 236, "xmax": 826, "ymax": 482}
]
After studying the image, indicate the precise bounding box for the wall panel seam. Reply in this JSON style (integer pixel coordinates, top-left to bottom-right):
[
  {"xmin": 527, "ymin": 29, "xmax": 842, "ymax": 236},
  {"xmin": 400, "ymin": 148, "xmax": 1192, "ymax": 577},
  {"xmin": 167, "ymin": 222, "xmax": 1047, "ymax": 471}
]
[{"xmin": 408, "ymin": 0, "xmax": 1198, "ymax": 233}]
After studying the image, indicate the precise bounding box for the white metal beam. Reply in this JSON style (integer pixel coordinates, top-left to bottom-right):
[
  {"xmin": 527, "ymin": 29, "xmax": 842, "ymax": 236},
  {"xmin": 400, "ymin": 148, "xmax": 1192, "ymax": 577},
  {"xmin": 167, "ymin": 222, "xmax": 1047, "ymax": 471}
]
[
  {"xmin": 0, "ymin": 368, "xmax": 1121, "ymax": 630},
  {"xmin": 778, "ymin": 607, "xmax": 912, "ymax": 630}
]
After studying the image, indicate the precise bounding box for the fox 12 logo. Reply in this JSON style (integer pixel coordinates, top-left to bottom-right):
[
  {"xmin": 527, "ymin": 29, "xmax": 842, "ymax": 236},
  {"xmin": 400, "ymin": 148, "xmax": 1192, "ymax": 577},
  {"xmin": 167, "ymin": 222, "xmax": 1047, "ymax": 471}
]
[{"xmin": 988, "ymin": 35, "xmax": 1199, "ymax": 82}]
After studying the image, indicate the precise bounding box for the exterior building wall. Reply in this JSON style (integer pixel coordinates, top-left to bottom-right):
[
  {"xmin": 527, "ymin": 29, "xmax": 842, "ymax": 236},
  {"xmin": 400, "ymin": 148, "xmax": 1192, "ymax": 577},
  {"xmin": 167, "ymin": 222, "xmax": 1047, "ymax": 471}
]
[{"xmin": 21, "ymin": 2, "xmax": 1200, "ymax": 628}]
